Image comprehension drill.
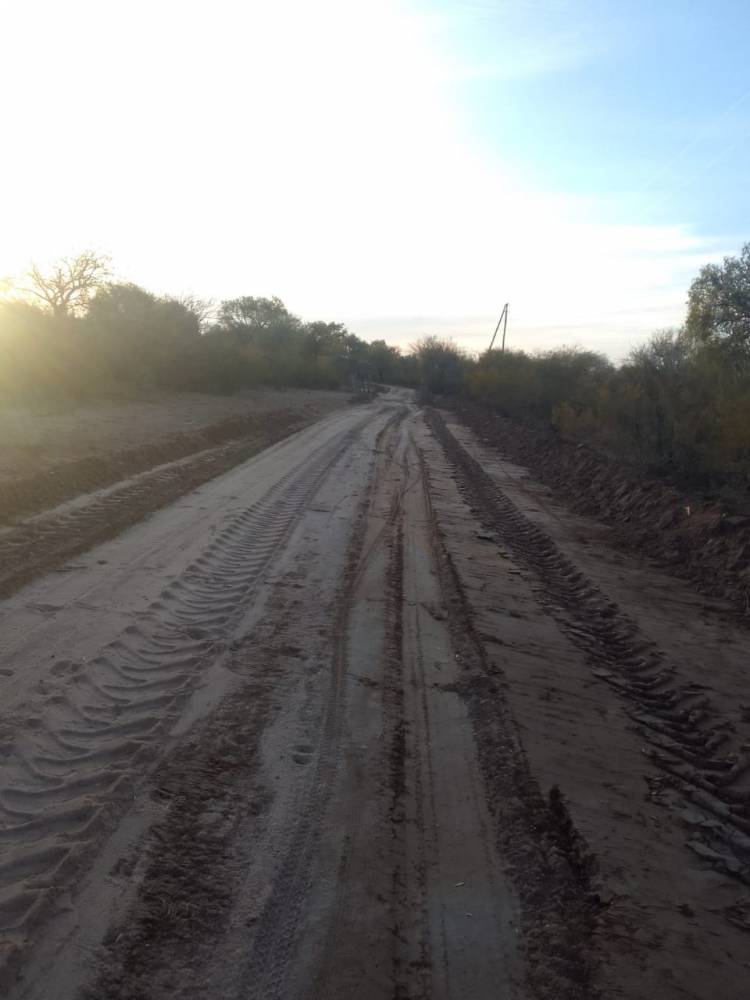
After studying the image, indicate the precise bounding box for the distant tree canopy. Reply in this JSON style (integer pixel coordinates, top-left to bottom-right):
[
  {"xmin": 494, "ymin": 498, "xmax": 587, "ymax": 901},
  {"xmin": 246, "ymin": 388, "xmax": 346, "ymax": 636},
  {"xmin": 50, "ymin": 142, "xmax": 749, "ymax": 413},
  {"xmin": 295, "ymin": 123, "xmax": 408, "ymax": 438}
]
[
  {"xmin": 0, "ymin": 259, "xmax": 412, "ymax": 398},
  {"xmin": 5, "ymin": 243, "xmax": 750, "ymax": 494}
]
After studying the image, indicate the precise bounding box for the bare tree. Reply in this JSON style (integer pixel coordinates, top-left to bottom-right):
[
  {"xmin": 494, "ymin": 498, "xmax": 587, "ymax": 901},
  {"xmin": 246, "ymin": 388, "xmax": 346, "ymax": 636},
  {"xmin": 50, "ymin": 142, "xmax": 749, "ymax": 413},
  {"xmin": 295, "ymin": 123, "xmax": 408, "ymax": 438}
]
[
  {"xmin": 26, "ymin": 250, "xmax": 111, "ymax": 318},
  {"xmin": 177, "ymin": 294, "xmax": 216, "ymax": 333}
]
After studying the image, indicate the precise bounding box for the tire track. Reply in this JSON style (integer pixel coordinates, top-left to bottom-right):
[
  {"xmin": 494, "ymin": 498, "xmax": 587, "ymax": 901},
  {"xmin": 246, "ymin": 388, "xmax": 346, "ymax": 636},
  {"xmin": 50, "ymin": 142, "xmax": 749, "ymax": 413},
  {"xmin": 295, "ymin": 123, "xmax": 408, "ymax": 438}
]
[
  {"xmin": 310, "ymin": 416, "xmax": 525, "ymax": 1000},
  {"xmin": 381, "ymin": 446, "xmax": 436, "ymax": 1000},
  {"xmin": 383, "ymin": 506, "xmax": 414, "ymax": 999},
  {"xmin": 0, "ymin": 416, "xmax": 370, "ymax": 982},
  {"xmin": 240, "ymin": 408, "xmax": 409, "ymax": 1000},
  {"xmin": 415, "ymin": 427, "xmax": 598, "ymax": 1000},
  {"xmin": 427, "ymin": 407, "xmax": 750, "ymax": 889},
  {"xmin": 396, "ymin": 438, "xmax": 526, "ymax": 1000}
]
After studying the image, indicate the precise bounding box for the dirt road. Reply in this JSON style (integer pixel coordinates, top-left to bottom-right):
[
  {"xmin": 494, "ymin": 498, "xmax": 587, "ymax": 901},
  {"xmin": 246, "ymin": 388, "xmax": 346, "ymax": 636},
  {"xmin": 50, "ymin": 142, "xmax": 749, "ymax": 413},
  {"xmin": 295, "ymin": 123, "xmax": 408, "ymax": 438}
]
[{"xmin": 1, "ymin": 390, "xmax": 748, "ymax": 999}]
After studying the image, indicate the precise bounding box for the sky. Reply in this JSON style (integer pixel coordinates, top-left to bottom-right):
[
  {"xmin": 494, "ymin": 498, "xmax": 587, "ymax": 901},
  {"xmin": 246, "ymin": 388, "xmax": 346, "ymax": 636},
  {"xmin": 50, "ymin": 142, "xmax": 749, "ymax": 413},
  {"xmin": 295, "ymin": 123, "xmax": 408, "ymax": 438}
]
[{"xmin": 1, "ymin": 0, "xmax": 749, "ymax": 359}]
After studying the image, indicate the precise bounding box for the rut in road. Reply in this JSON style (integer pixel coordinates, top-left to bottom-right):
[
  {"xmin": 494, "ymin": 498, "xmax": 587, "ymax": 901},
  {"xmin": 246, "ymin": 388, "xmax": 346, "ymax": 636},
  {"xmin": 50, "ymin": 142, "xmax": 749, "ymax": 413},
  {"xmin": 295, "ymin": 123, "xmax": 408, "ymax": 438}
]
[
  {"xmin": 238, "ymin": 409, "xmax": 409, "ymax": 1000},
  {"xmin": 210, "ymin": 409, "xmax": 532, "ymax": 1000},
  {"xmin": 3, "ymin": 399, "xmax": 600, "ymax": 1000},
  {"xmin": 0, "ymin": 415, "xmax": 370, "ymax": 979},
  {"xmin": 427, "ymin": 407, "xmax": 750, "ymax": 888},
  {"xmin": 306, "ymin": 414, "xmax": 592, "ymax": 1000}
]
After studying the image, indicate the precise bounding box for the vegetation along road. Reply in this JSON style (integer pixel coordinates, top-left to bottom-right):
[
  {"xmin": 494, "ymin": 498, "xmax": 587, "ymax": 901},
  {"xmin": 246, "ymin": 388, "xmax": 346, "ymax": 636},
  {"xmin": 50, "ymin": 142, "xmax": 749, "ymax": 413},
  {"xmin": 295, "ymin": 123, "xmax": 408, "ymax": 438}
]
[{"xmin": 1, "ymin": 388, "xmax": 748, "ymax": 1000}]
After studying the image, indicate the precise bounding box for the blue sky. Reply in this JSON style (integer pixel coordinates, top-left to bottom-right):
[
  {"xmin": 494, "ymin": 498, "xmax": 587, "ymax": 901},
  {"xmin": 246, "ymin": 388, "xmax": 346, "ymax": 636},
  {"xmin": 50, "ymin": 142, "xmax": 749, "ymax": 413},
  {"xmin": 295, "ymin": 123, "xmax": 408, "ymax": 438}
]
[
  {"xmin": 354, "ymin": 0, "xmax": 750, "ymax": 355},
  {"xmin": 442, "ymin": 0, "xmax": 749, "ymax": 234},
  {"xmin": 1, "ymin": 0, "xmax": 748, "ymax": 359}
]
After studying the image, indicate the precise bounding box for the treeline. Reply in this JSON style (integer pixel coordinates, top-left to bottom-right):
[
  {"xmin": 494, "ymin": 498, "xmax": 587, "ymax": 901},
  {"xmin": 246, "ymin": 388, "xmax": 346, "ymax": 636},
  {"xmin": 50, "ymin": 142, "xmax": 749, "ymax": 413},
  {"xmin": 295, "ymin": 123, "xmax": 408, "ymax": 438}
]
[
  {"xmin": 0, "ymin": 255, "xmax": 410, "ymax": 399},
  {"xmin": 415, "ymin": 243, "xmax": 750, "ymax": 492},
  {"xmin": 5, "ymin": 244, "xmax": 750, "ymax": 492}
]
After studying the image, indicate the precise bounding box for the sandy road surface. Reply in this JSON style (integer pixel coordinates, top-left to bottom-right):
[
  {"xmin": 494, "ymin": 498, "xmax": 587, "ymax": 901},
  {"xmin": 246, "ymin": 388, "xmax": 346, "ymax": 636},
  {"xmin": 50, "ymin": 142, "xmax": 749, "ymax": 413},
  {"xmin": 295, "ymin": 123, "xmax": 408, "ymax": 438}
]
[{"xmin": 1, "ymin": 390, "xmax": 749, "ymax": 999}]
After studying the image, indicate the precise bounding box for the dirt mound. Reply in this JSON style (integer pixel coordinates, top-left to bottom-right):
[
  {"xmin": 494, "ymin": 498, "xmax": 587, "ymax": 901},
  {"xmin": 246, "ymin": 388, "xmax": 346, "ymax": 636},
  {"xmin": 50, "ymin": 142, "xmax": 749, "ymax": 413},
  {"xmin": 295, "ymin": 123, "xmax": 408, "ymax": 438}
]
[
  {"xmin": 451, "ymin": 402, "xmax": 750, "ymax": 616},
  {"xmin": 0, "ymin": 401, "xmax": 337, "ymax": 525},
  {"xmin": 0, "ymin": 404, "xmax": 346, "ymax": 599}
]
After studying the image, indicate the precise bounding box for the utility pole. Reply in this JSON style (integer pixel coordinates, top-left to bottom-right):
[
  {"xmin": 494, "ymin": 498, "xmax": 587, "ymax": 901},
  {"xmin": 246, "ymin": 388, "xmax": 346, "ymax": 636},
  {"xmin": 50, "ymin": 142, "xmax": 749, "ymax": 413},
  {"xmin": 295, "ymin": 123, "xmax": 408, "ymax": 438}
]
[{"xmin": 488, "ymin": 303, "xmax": 509, "ymax": 353}]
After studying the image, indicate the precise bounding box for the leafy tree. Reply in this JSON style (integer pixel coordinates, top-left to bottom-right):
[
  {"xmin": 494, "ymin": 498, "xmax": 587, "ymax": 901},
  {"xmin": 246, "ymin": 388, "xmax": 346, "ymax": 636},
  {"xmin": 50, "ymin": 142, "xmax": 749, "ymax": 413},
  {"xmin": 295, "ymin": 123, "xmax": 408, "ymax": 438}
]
[
  {"xmin": 86, "ymin": 282, "xmax": 201, "ymax": 384},
  {"xmin": 398, "ymin": 352, "xmax": 420, "ymax": 386},
  {"xmin": 616, "ymin": 330, "xmax": 692, "ymax": 464},
  {"xmin": 627, "ymin": 328, "xmax": 691, "ymax": 374},
  {"xmin": 303, "ymin": 321, "xmax": 349, "ymax": 364},
  {"xmin": 367, "ymin": 339, "xmax": 402, "ymax": 383},
  {"xmin": 87, "ymin": 283, "xmax": 200, "ymax": 340},
  {"xmin": 686, "ymin": 243, "xmax": 750, "ymax": 362},
  {"xmin": 411, "ymin": 336, "xmax": 468, "ymax": 395},
  {"xmin": 0, "ymin": 298, "xmax": 111, "ymax": 398},
  {"xmin": 218, "ymin": 295, "xmax": 284, "ymax": 328},
  {"xmin": 215, "ymin": 295, "xmax": 303, "ymax": 355},
  {"xmin": 87, "ymin": 282, "xmax": 158, "ymax": 325},
  {"xmin": 538, "ymin": 347, "xmax": 613, "ymax": 414}
]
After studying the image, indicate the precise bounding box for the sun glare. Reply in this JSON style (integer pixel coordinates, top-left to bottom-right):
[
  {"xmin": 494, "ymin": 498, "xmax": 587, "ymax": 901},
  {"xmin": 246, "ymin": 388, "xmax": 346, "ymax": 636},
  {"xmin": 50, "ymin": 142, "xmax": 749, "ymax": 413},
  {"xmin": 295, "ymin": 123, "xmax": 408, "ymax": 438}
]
[{"xmin": 0, "ymin": 0, "xmax": 738, "ymax": 355}]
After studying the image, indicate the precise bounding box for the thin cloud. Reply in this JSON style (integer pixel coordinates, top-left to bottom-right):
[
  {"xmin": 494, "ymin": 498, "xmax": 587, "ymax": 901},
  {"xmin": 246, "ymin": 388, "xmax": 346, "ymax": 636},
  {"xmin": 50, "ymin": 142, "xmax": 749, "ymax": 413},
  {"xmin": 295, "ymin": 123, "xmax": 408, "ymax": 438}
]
[{"xmin": 0, "ymin": 0, "xmax": 731, "ymax": 361}]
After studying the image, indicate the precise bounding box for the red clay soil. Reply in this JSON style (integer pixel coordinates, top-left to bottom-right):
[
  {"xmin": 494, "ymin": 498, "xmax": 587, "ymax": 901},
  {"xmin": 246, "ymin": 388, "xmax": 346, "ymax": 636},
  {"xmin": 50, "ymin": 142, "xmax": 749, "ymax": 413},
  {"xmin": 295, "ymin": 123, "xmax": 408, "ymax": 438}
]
[{"xmin": 451, "ymin": 401, "xmax": 750, "ymax": 617}]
